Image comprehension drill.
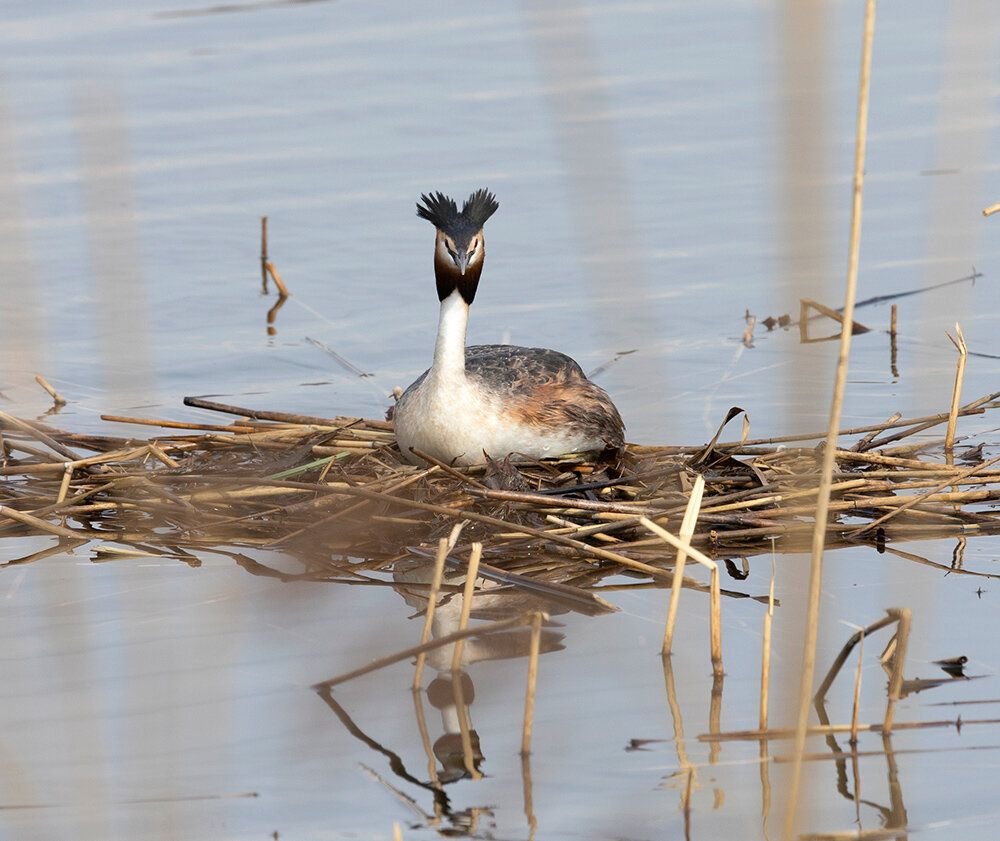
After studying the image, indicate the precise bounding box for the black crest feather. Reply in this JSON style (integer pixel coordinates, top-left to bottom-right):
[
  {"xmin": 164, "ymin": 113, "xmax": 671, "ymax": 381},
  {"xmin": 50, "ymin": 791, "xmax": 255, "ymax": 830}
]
[
  {"xmin": 417, "ymin": 188, "xmax": 499, "ymax": 237},
  {"xmin": 416, "ymin": 191, "xmax": 460, "ymax": 231},
  {"xmin": 461, "ymin": 188, "xmax": 499, "ymax": 230}
]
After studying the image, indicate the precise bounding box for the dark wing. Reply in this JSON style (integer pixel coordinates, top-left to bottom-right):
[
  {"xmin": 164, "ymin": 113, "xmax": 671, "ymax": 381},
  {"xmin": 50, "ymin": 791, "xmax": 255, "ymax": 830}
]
[
  {"xmin": 463, "ymin": 345, "xmax": 586, "ymax": 394},
  {"xmin": 466, "ymin": 345, "xmax": 624, "ymax": 448},
  {"xmin": 396, "ymin": 346, "xmax": 579, "ymax": 403}
]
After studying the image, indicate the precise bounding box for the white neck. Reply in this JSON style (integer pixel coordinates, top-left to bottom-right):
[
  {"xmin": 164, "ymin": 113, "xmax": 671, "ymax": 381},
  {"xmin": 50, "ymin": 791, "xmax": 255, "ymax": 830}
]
[{"xmin": 431, "ymin": 289, "xmax": 469, "ymax": 379}]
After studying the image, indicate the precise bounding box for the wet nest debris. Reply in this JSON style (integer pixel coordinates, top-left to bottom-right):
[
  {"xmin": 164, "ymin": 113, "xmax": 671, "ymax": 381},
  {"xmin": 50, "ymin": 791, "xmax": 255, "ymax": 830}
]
[{"xmin": 2, "ymin": 391, "xmax": 1000, "ymax": 598}]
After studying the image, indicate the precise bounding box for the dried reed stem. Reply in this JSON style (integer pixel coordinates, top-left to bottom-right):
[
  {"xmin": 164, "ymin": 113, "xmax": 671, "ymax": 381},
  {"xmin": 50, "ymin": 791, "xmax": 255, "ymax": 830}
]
[
  {"xmin": 662, "ymin": 474, "xmax": 705, "ymax": 654},
  {"xmin": 34, "ymin": 374, "xmax": 66, "ymax": 406},
  {"xmin": 882, "ymin": 608, "xmax": 912, "ymax": 733},
  {"xmin": 520, "ymin": 610, "xmax": 544, "ymax": 756},
  {"xmin": 682, "ymin": 768, "xmax": 694, "ymax": 836},
  {"xmin": 410, "ymin": 447, "xmax": 489, "ymax": 489},
  {"xmin": 521, "ymin": 752, "xmax": 537, "ymax": 840},
  {"xmin": 640, "ymin": 515, "xmax": 721, "ymax": 673},
  {"xmin": 260, "ymin": 216, "xmax": 269, "ymax": 292},
  {"xmin": 889, "ymin": 303, "xmax": 898, "ymax": 377},
  {"xmin": 849, "ymin": 629, "xmax": 864, "ymax": 745},
  {"xmin": 411, "ymin": 687, "xmax": 440, "ymax": 788},
  {"xmin": 147, "ymin": 443, "xmax": 180, "ymax": 469},
  {"xmin": 784, "ymin": 2, "xmax": 877, "ymax": 838},
  {"xmin": 743, "ymin": 312, "xmax": 756, "ymax": 348},
  {"xmin": 708, "ymin": 567, "xmax": 722, "ymax": 676},
  {"xmin": 0, "ymin": 504, "xmax": 81, "ymax": 539},
  {"xmin": 101, "ymin": 414, "xmax": 256, "ymax": 433},
  {"xmin": 265, "ymin": 260, "xmax": 289, "ymax": 298},
  {"xmin": 852, "ymin": 412, "xmax": 900, "ymax": 452},
  {"xmin": 450, "ymin": 542, "xmax": 483, "ymax": 672},
  {"xmin": 982, "ymin": 201, "xmax": 1000, "ymax": 217},
  {"xmin": 182, "ymin": 396, "xmax": 351, "ymax": 427},
  {"xmin": 815, "ymin": 613, "xmax": 896, "ymax": 710},
  {"xmin": 412, "ymin": 538, "xmax": 449, "ymax": 690},
  {"xmin": 710, "ymin": 400, "xmax": 993, "ymax": 449},
  {"xmin": 468, "ymin": 486, "xmax": 657, "ymax": 515},
  {"xmin": 328, "ymin": 487, "xmax": 677, "ymax": 581},
  {"xmin": 56, "ymin": 465, "xmax": 73, "ymax": 505},
  {"xmin": 0, "ymin": 411, "xmax": 80, "ymax": 461},
  {"xmin": 849, "ymin": 454, "xmax": 1000, "ymax": 536},
  {"xmin": 393, "ymin": 821, "xmax": 403, "ymax": 841},
  {"xmin": 945, "ymin": 324, "xmax": 967, "ymax": 453},
  {"xmin": 759, "ymin": 554, "xmax": 776, "ymax": 730},
  {"xmin": 453, "ymin": 670, "xmax": 480, "ymax": 780}
]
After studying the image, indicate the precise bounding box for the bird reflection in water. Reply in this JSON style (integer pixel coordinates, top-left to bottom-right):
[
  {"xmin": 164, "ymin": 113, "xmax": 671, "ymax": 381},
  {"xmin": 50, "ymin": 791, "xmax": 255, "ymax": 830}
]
[{"xmin": 313, "ymin": 552, "xmax": 569, "ymax": 834}]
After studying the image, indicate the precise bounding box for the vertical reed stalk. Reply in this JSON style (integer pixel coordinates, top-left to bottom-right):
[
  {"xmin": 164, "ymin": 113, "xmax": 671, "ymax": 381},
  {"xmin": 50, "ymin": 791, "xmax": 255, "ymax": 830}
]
[
  {"xmin": 663, "ymin": 474, "xmax": 706, "ymax": 654},
  {"xmin": 453, "ymin": 670, "xmax": 480, "ymax": 779},
  {"xmin": 411, "ymin": 687, "xmax": 440, "ymax": 789},
  {"xmin": 759, "ymin": 555, "xmax": 776, "ymax": 730},
  {"xmin": 56, "ymin": 464, "xmax": 73, "ymax": 505},
  {"xmin": 882, "ymin": 608, "xmax": 912, "ymax": 733},
  {"xmin": 412, "ymin": 538, "xmax": 449, "ymax": 690},
  {"xmin": 682, "ymin": 768, "xmax": 694, "ymax": 837},
  {"xmin": 661, "ymin": 656, "xmax": 695, "ymax": 806},
  {"xmin": 783, "ymin": 2, "xmax": 877, "ymax": 838},
  {"xmin": 889, "ymin": 304, "xmax": 898, "ymax": 378},
  {"xmin": 945, "ymin": 324, "xmax": 967, "ymax": 454},
  {"xmin": 521, "ymin": 752, "xmax": 538, "ymax": 840},
  {"xmin": 260, "ymin": 216, "xmax": 269, "ymax": 293},
  {"xmin": 640, "ymin": 515, "xmax": 720, "ymax": 674},
  {"xmin": 450, "ymin": 542, "xmax": 483, "ymax": 672},
  {"xmin": 849, "ymin": 629, "xmax": 864, "ymax": 745},
  {"xmin": 520, "ymin": 611, "xmax": 544, "ymax": 756},
  {"xmin": 709, "ymin": 567, "xmax": 723, "ymax": 676}
]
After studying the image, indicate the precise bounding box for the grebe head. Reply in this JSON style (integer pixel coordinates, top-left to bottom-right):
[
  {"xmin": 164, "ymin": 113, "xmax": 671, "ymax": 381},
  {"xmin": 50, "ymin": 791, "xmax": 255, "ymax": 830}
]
[{"xmin": 417, "ymin": 188, "xmax": 499, "ymax": 304}]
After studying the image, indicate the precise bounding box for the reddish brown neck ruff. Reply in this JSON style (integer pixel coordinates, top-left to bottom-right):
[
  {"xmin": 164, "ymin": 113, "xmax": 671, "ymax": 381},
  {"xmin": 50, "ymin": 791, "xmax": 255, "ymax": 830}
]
[{"xmin": 435, "ymin": 250, "xmax": 484, "ymax": 305}]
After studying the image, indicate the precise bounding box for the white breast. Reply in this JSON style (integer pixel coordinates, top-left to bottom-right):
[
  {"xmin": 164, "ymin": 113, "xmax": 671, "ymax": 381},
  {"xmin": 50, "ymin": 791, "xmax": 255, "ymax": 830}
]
[{"xmin": 394, "ymin": 369, "xmax": 594, "ymax": 466}]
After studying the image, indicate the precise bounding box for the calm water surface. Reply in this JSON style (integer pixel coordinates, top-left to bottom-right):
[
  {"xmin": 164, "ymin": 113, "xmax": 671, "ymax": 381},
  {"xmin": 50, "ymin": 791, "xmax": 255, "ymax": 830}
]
[{"xmin": 1, "ymin": 1, "xmax": 1000, "ymax": 839}]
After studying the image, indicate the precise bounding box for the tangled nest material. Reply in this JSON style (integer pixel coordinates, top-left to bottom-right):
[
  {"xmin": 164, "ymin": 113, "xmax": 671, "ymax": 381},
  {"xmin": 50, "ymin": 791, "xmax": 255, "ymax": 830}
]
[{"xmin": 2, "ymin": 391, "xmax": 999, "ymax": 609}]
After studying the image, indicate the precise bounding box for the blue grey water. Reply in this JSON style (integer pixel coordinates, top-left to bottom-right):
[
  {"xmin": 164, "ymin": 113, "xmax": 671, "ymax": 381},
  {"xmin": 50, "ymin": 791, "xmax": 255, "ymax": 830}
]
[{"xmin": 0, "ymin": 1, "xmax": 999, "ymax": 838}]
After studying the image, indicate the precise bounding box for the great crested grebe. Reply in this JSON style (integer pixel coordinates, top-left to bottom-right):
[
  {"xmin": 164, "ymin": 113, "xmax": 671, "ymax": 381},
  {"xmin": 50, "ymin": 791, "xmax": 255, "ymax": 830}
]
[{"xmin": 392, "ymin": 188, "xmax": 625, "ymax": 467}]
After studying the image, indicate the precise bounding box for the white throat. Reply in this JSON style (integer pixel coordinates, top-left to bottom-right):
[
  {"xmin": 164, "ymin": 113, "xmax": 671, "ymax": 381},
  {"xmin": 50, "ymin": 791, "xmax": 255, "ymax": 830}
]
[{"xmin": 431, "ymin": 288, "xmax": 469, "ymax": 379}]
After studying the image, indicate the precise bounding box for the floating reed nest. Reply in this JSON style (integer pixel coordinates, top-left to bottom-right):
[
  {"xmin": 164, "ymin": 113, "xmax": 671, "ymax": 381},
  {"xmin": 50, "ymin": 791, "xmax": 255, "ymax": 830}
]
[{"xmin": 1, "ymin": 391, "xmax": 999, "ymax": 604}]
